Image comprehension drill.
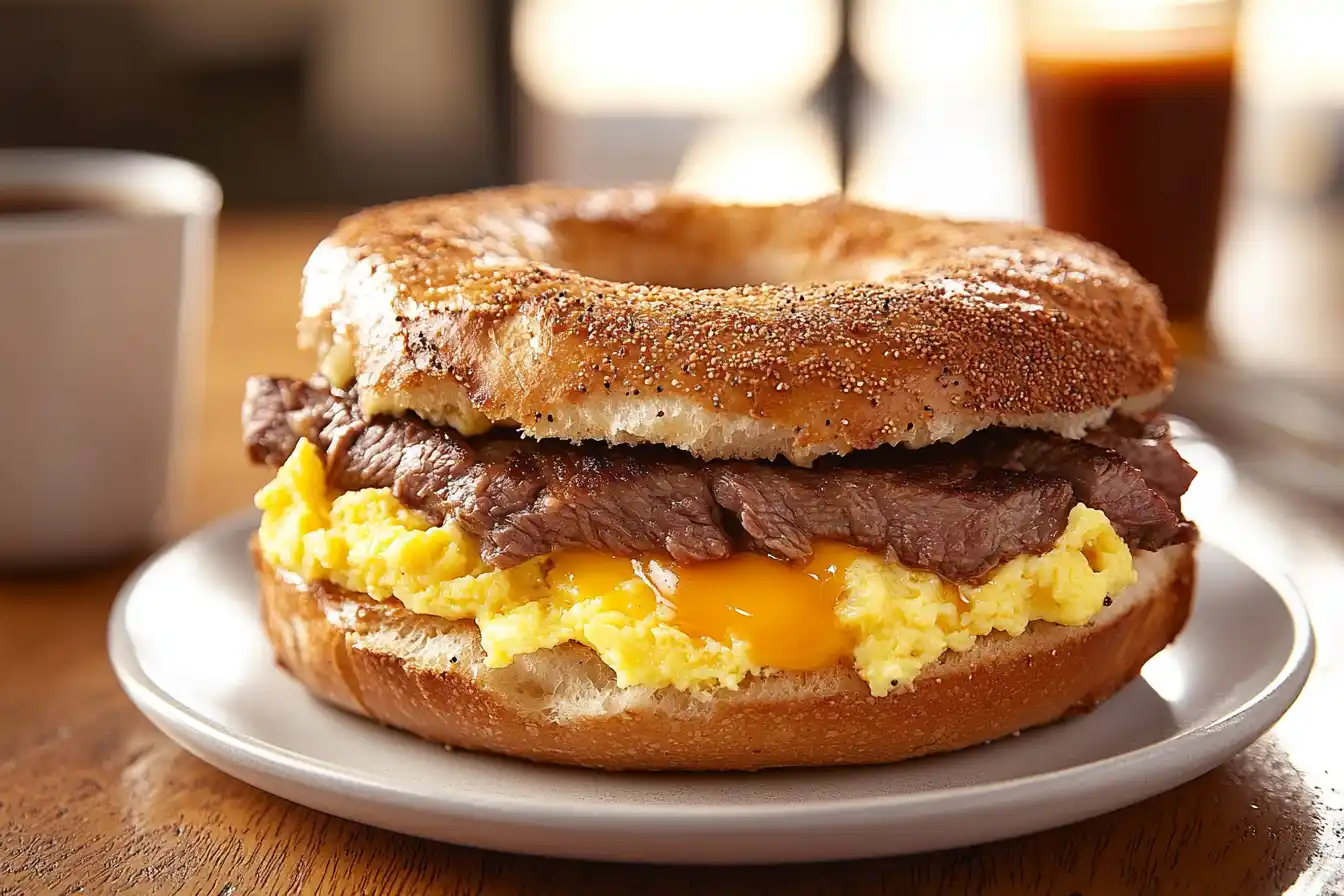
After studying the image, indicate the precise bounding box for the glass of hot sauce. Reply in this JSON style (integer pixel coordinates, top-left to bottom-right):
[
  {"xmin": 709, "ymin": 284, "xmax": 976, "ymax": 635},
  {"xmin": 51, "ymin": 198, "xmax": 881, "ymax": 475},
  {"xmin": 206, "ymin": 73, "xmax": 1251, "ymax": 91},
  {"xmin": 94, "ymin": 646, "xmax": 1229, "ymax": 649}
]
[{"xmin": 1020, "ymin": 0, "xmax": 1241, "ymax": 355}]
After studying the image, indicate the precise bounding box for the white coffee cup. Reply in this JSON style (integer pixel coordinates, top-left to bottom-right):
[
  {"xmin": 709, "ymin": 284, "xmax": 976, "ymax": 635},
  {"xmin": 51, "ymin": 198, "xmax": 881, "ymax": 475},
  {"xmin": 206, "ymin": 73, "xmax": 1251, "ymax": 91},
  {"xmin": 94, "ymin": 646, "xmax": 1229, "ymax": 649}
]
[{"xmin": 0, "ymin": 149, "xmax": 221, "ymax": 569}]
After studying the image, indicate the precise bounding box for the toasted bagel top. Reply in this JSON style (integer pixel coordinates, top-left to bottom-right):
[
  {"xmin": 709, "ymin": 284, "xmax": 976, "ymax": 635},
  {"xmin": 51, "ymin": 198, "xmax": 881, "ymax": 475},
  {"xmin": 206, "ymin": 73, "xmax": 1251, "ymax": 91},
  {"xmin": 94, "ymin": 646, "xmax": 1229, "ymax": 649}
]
[{"xmin": 297, "ymin": 185, "xmax": 1176, "ymax": 463}]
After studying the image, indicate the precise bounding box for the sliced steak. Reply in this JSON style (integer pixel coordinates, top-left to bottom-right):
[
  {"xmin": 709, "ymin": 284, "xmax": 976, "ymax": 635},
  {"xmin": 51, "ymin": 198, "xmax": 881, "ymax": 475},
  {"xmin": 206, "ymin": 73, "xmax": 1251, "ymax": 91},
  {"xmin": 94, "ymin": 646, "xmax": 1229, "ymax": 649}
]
[
  {"xmin": 967, "ymin": 430, "xmax": 1196, "ymax": 551},
  {"xmin": 453, "ymin": 443, "xmax": 733, "ymax": 566},
  {"xmin": 1084, "ymin": 416, "xmax": 1196, "ymax": 510},
  {"xmin": 242, "ymin": 376, "xmax": 1194, "ymax": 581},
  {"xmin": 243, "ymin": 375, "xmax": 331, "ymax": 467},
  {"xmin": 244, "ymin": 377, "xmax": 732, "ymax": 565},
  {"xmin": 243, "ymin": 375, "xmax": 474, "ymax": 496},
  {"xmin": 711, "ymin": 464, "xmax": 1075, "ymax": 581}
]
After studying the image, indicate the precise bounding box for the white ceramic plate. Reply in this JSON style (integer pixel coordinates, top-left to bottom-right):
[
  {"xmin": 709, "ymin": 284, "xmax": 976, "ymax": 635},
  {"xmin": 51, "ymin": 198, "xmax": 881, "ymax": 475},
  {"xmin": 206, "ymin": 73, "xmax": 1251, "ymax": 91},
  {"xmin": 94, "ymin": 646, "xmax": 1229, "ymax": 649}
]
[{"xmin": 110, "ymin": 511, "xmax": 1314, "ymax": 865}]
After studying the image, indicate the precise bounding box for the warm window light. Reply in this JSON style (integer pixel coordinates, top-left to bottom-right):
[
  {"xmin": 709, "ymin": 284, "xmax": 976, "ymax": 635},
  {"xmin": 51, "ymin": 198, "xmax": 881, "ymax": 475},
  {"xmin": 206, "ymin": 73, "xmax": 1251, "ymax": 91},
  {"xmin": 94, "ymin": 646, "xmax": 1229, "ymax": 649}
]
[
  {"xmin": 854, "ymin": 0, "xmax": 1344, "ymax": 105},
  {"xmin": 1241, "ymin": 0, "xmax": 1344, "ymax": 104},
  {"xmin": 1141, "ymin": 650, "xmax": 1189, "ymax": 704},
  {"xmin": 848, "ymin": 0, "xmax": 1034, "ymax": 219},
  {"xmin": 847, "ymin": 96, "xmax": 1037, "ymax": 221},
  {"xmin": 512, "ymin": 0, "xmax": 839, "ymax": 115},
  {"xmin": 852, "ymin": 0, "xmax": 1020, "ymax": 97},
  {"xmin": 672, "ymin": 113, "xmax": 840, "ymax": 204}
]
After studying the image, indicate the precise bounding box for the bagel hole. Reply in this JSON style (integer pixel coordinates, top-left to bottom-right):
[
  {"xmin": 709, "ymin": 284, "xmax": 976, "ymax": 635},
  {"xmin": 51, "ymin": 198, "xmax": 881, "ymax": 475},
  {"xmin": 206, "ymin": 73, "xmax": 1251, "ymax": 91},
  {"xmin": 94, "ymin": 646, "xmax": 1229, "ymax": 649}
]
[{"xmin": 549, "ymin": 215, "xmax": 794, "ymax": 291}]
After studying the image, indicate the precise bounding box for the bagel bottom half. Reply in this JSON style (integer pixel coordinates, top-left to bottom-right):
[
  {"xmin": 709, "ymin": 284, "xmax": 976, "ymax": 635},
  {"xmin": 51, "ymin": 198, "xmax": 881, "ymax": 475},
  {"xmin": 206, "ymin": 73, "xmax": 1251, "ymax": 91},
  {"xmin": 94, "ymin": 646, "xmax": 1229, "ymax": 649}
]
[{"xmin": 253, "ymin": 541, "xmax": 1195, "ymax": 771}]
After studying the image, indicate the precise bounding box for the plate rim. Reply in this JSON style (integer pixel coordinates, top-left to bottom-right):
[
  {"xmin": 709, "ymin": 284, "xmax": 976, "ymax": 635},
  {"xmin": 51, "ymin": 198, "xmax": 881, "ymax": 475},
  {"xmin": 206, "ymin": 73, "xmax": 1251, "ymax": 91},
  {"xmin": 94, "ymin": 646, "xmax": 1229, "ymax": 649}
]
[{"xmin": 109, "ymin": 509, "xmax": 1317, "ymax": 831}]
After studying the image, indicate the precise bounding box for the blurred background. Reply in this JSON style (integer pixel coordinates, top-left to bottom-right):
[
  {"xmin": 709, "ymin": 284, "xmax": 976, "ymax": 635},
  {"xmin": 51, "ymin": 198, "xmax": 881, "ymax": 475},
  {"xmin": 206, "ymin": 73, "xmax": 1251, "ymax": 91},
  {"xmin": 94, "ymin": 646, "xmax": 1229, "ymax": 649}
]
[
  {"xmin": 4, "ymin": 0, "xmax": 1342, "ymax": 374},
  {"xmin": 7, "ymin": 5, "xmax": 1344, "ymax": 882},
  {"xmin": 3, "ymin": 0, "xmax": 1343, "ymax": 527}
]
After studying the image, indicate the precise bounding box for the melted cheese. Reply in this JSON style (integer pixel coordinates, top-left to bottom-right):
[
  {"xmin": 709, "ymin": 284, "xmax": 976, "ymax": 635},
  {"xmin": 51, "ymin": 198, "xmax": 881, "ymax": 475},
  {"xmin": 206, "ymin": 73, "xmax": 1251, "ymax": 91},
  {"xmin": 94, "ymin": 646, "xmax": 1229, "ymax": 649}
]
[
  {"xmin": 256, "ymin": 439, "xmax": 1137, "ymax": 696},
  {"xmin": 550, "ymin": 547, "xmax": 860, "ymax": 672}
]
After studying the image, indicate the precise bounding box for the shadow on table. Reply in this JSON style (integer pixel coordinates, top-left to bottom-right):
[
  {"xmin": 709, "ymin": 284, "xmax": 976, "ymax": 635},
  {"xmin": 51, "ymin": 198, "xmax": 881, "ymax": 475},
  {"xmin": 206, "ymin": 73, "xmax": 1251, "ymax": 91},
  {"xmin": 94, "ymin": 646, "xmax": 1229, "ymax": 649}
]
[
  {"xmin": 458, "ymin": 737, "xmax": 1324, "ymax": 894},
  {"xmin": 260, "ymin": 737, "xmax": 1325, "ymax": 896},
  {"xmin": 34, "ymin": 616, "xmax": 1326, "ymax": 894}
]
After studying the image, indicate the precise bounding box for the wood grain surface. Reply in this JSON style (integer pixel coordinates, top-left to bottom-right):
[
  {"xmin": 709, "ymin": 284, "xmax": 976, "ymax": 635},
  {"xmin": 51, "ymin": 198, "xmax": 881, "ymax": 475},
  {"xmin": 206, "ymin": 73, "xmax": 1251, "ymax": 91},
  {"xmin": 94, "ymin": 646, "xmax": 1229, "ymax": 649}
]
[{"xmin": 2, "ymin": 214, "xmax": 1342, "ymax": 895}]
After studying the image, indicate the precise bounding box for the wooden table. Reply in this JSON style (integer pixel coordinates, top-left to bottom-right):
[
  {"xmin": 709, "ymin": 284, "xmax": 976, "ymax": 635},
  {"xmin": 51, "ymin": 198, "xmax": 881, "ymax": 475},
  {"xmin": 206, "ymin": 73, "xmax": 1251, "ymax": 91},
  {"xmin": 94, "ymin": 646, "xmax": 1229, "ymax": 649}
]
[{"xmin": 3, "ymin": 214, "xmax": 1342, "ymax": 895}]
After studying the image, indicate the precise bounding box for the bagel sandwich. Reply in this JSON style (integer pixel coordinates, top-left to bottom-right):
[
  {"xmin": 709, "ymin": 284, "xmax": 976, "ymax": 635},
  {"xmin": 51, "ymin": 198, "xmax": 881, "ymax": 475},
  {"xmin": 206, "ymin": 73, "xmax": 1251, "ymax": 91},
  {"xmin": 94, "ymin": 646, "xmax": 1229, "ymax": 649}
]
[{"xmin": 242, "ymin": 185, "xmax": 1198, "ymax": 771}]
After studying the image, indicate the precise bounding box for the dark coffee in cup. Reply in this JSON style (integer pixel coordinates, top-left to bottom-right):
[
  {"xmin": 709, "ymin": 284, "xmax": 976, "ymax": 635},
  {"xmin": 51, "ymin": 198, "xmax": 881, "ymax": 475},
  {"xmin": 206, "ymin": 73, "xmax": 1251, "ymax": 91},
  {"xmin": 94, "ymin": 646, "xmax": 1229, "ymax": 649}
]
[
  {"xmin": 1020, "ymin": 0, "xmax": 1240, "ymax": 354},
  {"xmin": 1026, "ymin": 51, "xmax": 1234, "ymax": 329},
  {"xmin": 0, "ymin": 190, "xmax": 126, "ymax": 216}
]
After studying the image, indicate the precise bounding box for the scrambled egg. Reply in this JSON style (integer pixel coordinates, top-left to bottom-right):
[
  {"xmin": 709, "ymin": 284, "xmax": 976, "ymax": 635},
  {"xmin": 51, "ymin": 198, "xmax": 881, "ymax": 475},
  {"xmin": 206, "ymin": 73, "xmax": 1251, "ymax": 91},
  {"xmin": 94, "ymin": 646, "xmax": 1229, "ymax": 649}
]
[{"xmin": 257, "ymin": 439, "xmax": 1136, "ymax": 697}]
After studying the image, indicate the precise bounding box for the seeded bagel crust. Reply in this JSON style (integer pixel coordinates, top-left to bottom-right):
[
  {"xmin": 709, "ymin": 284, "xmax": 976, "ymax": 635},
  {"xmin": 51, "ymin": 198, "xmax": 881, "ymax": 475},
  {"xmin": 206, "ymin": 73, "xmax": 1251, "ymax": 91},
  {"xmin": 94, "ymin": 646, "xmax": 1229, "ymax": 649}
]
[{"xmin": 298, "ymin": 185, "xmax": 1177, "ymax": 464}]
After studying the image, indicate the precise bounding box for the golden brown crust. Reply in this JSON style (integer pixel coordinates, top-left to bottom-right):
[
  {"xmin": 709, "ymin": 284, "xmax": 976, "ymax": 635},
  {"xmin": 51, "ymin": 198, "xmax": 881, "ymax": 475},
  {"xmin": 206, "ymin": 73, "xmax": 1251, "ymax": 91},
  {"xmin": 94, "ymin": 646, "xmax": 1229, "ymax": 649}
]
[
  {"xmin": 255, "ymin": 541, "xmax": 1195, "ymax": 771},
  {"xmin": 298, "ymin": 185, "xmax": 1177, "ymax": 463}
]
